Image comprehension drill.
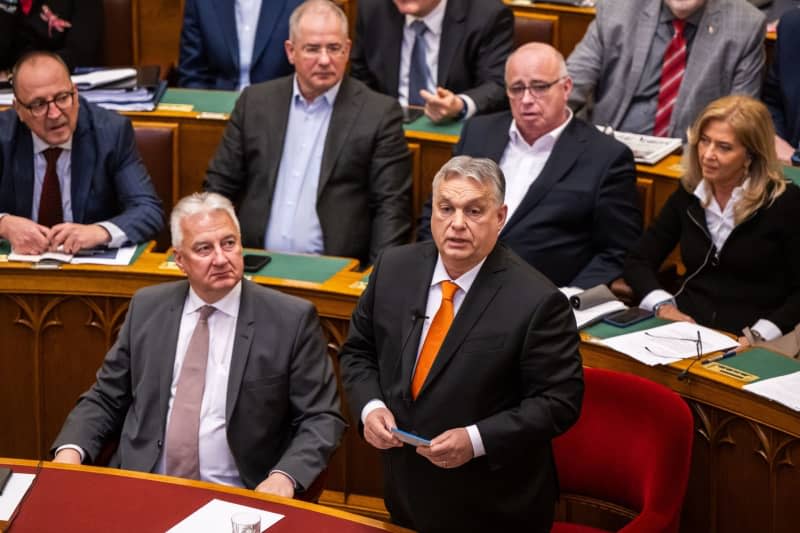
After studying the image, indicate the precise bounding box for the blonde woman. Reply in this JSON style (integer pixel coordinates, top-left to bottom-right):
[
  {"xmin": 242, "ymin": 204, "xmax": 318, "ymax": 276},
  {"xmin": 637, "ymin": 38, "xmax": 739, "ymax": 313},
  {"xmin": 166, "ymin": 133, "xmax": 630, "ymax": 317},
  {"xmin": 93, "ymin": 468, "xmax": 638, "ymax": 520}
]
[{"xmin": 624, "ymin": 95, "xmax": 800, "ymax": 344}]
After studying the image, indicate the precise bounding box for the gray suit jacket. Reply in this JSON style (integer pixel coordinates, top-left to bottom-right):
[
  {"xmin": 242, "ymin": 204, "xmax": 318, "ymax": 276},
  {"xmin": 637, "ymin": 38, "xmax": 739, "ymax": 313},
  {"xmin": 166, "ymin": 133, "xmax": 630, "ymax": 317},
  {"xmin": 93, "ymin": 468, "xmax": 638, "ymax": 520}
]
[
  {"xmin": 52, "ymin": 279, "xmax": 346, "ymax": 491},
  {"xmin": 204, "ymin": 75, "xmax": 412, "ymax": 265},
  {"xmin": 566, "ymin": 0, "xmax": 765, "ymax": 138}
]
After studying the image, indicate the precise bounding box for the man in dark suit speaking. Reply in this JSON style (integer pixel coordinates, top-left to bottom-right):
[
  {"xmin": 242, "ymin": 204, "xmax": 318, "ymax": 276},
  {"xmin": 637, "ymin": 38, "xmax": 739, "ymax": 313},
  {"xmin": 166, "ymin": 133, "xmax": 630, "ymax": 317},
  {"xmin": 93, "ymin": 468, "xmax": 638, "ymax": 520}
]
[
  {"xmin": 52, "ymin": 192, "xmax": 345, "ymax": 498},
  {"xmin": 417, "ymin": 43, "xmax": 641, "ymax": 289},
  {"xmin": 0, "ymin": 51, "xmax": 164, "ymax": 255},
  {"xmin": 205, "ymin": 0, "xmax": 411, "ymax": 266},
  {"xmin": 339, "ymin": 156, "xmax": 583, "ymax": 532}
]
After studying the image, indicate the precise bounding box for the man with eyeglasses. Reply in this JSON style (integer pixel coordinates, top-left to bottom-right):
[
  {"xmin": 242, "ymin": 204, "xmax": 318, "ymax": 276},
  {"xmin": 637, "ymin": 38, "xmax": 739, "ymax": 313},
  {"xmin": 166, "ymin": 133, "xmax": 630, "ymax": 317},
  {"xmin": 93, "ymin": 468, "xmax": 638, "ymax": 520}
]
[
  {"xmin": 0, "ymin": 51, "xmax": 164, "ymax": 255},
  {"xmin": 417, "ymin": 43, "xmax": 641, "ymax": 289},
  {"xmin": 205, "ymin": 0, "xmax": 411, "ymax": 267},
  {"xmin": 566, "ymin": 0, "xmax": 765, "ymax": 140}
]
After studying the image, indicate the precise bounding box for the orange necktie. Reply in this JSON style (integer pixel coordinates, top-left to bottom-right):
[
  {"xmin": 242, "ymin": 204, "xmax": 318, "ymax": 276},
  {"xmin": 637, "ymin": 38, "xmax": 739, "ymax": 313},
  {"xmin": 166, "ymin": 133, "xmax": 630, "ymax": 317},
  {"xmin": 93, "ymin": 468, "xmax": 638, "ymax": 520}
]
[{"xmin": 411, "ymin": 280, "xmax": 458, "ymax": 399}]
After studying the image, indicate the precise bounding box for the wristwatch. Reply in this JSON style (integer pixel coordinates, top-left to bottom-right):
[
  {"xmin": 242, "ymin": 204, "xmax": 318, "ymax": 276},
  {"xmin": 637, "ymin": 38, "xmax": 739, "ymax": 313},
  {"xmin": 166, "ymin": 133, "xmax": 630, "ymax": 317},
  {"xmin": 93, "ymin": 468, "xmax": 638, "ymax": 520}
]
[{"xmin": 791, "ymin": 149, "xmax": 800, "ymax": 167}]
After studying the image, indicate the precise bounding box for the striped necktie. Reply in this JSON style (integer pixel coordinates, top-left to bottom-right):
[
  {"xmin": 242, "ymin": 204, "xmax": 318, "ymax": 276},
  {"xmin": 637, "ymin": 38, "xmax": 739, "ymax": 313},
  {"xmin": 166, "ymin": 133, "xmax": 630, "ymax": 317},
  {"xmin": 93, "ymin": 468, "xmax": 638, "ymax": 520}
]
[{"xmin": 653, "ymin": 19, "xmax": 687, "ymax": 137}]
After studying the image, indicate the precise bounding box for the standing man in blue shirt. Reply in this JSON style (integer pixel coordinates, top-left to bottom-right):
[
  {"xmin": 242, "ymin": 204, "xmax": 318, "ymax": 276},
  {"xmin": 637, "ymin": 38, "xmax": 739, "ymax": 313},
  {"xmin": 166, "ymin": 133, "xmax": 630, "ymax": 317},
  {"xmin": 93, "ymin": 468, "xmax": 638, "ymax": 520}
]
[{"xmin": 205, "ymin": 0, "xmax": 412, "ymax": 265}]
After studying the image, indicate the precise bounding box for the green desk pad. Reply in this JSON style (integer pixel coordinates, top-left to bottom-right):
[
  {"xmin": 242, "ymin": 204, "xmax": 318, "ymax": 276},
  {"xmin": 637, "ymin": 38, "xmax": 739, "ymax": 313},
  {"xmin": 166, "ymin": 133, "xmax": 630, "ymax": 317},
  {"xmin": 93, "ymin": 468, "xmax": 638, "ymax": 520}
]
[
  {"xmin": 404, "ymin": 115, "xmax": 462, "ymax": 137},
  {"xmin": 583, "ymin": 316, "xmax": 671, "ymax": 340},
  {"xmin": 0, "ymin": 241, "xmax": 147, "ymax": 265},
  {"xmin": 165, "ymin": 250, "xmax": 352, "ymax": 284},
  {"xmin": 160, "ymin": 88, "xmax": 239, "ymax": 114},
  {"xmin": 715, "ymin": 347, "xmax": 800, "ymax": 383}
]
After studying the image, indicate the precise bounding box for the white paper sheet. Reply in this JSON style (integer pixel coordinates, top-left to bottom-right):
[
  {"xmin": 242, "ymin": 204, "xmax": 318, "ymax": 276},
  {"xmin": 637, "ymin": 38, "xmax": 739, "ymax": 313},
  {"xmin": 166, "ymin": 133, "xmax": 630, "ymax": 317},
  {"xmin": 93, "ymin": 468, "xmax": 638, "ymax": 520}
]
[
  {"xmin": 0, "ymin": 473, "xmax": 36, "ymax": 521},
  {"xmin": 166, "ymin": 498, "xmax": 284, "ymax": 533},
  {"xmin": 600, "ymin": 321, "xmax": 738, "ymax": 366},
  {"xmin": 743, "ymin": 371, "xmax": 800, "ymax": 411},
  {"xmin": 70, "ymin": 244, "xmax": 137, "ymax": 266}
]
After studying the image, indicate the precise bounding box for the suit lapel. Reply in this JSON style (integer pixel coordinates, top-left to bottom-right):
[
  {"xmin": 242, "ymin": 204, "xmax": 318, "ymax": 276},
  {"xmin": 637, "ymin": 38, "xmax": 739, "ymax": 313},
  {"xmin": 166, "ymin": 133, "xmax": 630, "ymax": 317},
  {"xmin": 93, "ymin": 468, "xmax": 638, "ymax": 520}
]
[
  {"xmin": 265, "ymin": 78, "xmax": 294, "ymax": 203},
  {"xmin": 416, "ymin": 246, "xmax": 506, "ymax": 398},
  {"xmin": 385, "ymin": 8, "xmax": 404, "ymax": 97},
  {"xmin": 69, "ymin": 106, "xmax": 95, "ymax": 224},
  {"xmin": 437, "ymin": 0, "xmax": 466, "ymax": 87},
  {"xmin": 213, "ymin": 2, "xmax": 240, "ymax": 71},
  {"xmin": 676, "ymin": 4, "xmax": 720, "ymax": 132},
  {"xmin": 484, "ymin": 114, "xmax": 512, "ymax": 161},
  {"xmin": 618, "ymin": 1, "xmax": 660, "ymax": 126},
  {"xmin": 157, "ymin": 282, "xmax": 190, "ymax": 428},
  {"xmin": 318, "ymin": 78, "xmax": 361, "ymax": 197},
  {"xmin": 501, "ymin": 119, "xmax": 584, "ymax": 235},
  {"xmin": 226, "ymin": 280, "xmax": 256, "ymax": 421},
  {"xmin": 12, "ymin": 124, "xmax": 35, "ymax": 219},
  {"xmin": 251, "ymin": 0, "xmax": 285, "ymax": 67}
]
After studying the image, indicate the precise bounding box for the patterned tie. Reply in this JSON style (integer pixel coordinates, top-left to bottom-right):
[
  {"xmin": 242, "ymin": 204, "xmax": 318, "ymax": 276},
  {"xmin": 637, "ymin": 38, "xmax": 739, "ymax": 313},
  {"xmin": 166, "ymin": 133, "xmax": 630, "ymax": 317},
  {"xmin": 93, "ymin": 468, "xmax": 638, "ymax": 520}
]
[
  {"xmin": 165, "ymin": 305, "xmax": 216, "ymax": 479},
  {"xmin": 20, "ymin": 0, "xmax": 33, "ymax": 15},
  {"xmin": 411, "ymin": 280, "xmax": 458, "ymax": 399},
  {"xmin": 38, "ymin": 148, "xmax": 63, "ymax": 227},
  {"xmin": 653, "ymin": 19, "xmax": 687, "ymax": 137},
  {"xmin": 408, "ymin": 20, "xmax": 430, "ymax": 107}
]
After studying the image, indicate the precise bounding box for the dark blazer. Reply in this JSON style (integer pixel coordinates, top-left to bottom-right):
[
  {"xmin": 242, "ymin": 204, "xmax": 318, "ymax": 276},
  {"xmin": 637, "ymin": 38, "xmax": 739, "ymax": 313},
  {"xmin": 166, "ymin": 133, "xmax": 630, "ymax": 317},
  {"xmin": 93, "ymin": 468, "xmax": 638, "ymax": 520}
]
[
  {"xmin": 0, "ymin": 98, "xmax": 164, "ymax": 244},
  {"xmin": 204, "ymin": 75, "xmax": 412, "ymax": 265},
  {"xmin": 0, "ymin": 0, "xmax": 102, "ymax": 71},
  {"xmin": 624, "ymin": 183, "xmax": 800, "ymax": 335},
  {"xmin": 349, "ymin": 0, "xmax": 512, "ymax": 116},
  {"xmin": 418, "ymin": 111, "xmax": 642, "ymax": 288},
  {"xmin": 177, "ymin": 0, "xmax": 301, "ymax": 89},
  {"xmin": 52, "ymin": 279, "xmax": 346, "ymax": 491},
  {"xmin": 339, "ymin": 242, "xmax": 584, "ymax": 533},
  {"xmin": 764, "ymin": 9, "xmax": 800, "ymax": 148}
]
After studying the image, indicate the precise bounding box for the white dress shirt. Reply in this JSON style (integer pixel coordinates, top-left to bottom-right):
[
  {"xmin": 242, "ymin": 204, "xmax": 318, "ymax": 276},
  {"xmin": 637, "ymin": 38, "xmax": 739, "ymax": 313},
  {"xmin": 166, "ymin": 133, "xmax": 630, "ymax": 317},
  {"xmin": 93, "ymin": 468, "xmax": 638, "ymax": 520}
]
[
  {"xmin": 499, "ymin": 110, "xmax": 573, "ymax": 221},
  {"xmin": 361, "ymin": 255, "xmax": 488, "ymax": 457},
  {"xmin": 235, "ymin": 0, "xmax": 263, "ymax": 90},
  {"xmin": 398, "ymin": 0, "xmax": 476, "ymax": 118},
  {"xmin": 640, "ymin": 179, "xmax": 781, "ymax": 340}
]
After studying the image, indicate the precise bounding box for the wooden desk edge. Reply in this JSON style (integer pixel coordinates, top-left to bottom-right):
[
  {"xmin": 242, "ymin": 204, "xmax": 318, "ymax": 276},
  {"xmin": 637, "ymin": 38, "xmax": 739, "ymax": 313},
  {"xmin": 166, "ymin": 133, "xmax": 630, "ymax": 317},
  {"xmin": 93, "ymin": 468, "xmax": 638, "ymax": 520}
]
[{"xmin": 0, "ymin": 458, "xmax": 412, "ymax": 533}]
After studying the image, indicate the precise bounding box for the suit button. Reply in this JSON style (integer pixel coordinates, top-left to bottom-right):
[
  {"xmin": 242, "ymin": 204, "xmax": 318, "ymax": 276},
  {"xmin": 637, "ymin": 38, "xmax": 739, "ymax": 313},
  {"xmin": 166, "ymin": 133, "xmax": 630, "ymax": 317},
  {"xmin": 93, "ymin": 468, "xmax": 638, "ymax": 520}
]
[{"xmin": 157, "ymin": 440, "xmax": 163, "ymax": 448}]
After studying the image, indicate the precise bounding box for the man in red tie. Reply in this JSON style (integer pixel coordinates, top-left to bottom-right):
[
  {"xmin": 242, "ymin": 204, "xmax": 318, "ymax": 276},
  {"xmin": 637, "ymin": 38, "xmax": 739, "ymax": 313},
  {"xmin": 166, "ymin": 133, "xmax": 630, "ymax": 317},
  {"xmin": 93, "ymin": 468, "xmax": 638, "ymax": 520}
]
[
  {"xmin": 339, "ymin": 156, "xmax": 583, "ymax": 533},
  {"xmin": 566, "ymin": 0, "xmax": 765, "ymax": 139},
  {"xmin": 0, "ymin": 50, "xmax": 163, "ymax": 254}
]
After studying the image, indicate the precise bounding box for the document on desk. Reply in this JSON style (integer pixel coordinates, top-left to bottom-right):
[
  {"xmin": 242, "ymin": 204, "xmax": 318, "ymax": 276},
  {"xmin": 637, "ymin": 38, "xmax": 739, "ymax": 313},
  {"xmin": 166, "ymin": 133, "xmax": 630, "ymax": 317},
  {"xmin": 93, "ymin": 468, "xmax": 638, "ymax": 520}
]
[
  {"xmin": 743, "ymin": 371, "xmax": 800, "ymax": 411},
  {"xmin": 167, "ymin": 498, "xmax": 283, "ymax": 532},
  {"xmin": 0, "ymin": 473, "xmax": 36, "ymax": 521},
  {"xmin": 599, "ymin": 322, "xmax": 738, "ymax": 366},
  {"xmin": 8, "ymin": 245, "xmax": 137, "ymax": 266}
]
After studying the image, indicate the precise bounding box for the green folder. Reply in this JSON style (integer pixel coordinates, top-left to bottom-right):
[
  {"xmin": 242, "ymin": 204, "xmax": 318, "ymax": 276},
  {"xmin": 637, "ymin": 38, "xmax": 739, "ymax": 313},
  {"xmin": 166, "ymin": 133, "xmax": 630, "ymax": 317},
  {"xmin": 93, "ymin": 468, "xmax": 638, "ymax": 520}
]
[
  {"xmin": 404, "ymin": 115, "xmax": 463, "ymax": 137},
  {"xmin": 715, "ymin": 347, "xmax": 800, "ymax": 383},
  {"xmin": 160, "ymin": 88, "xmax": 239, "ymax": 115},
  {"xmin": 583, "ymin": 316, "xmax": 671, "ymax": 340}
]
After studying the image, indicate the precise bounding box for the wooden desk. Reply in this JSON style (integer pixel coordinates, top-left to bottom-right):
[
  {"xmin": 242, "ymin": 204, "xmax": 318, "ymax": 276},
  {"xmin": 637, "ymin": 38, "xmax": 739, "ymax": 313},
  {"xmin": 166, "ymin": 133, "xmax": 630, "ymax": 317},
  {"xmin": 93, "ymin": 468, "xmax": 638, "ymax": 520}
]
[{"xmin": 0, "ymin": 458, "xmax": 409, "ymax": 532}]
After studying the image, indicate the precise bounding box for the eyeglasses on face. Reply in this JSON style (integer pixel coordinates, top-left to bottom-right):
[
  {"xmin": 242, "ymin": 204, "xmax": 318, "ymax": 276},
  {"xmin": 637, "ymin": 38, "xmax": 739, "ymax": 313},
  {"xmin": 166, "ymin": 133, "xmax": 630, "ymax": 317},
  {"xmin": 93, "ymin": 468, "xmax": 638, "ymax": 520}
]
[
  {"xmin": 17, "ymin": 90, "xmax": 74, "ymax": 117},
  {"xmin": 299, "ymin": 43, "xmax": 346, "ymax": 58},
  {"xmin": 506, "ymin": 76, "xmax": 566, "ymax": 99}
]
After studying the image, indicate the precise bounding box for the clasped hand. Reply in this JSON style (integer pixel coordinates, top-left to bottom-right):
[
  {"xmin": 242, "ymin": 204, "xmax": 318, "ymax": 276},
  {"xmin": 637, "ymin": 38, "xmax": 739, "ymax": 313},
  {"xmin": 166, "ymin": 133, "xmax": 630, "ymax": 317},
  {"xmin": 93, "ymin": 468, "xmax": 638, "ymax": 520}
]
[{"xmin": 0, "ymin": 215, "xmax": 110, "ymax": 254}]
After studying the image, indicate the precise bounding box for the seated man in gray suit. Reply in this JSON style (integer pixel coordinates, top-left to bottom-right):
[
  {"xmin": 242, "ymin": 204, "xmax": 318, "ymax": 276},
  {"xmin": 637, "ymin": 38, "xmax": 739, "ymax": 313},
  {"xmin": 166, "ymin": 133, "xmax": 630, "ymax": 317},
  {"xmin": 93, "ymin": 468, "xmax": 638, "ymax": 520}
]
[
  {"xmin": 52, "ymin": 192, "xmax": 346, "ymax": 498},
  {"xmin": 566, "ymin": 0, "xmax": 765, "ymax": 139},
  {"xmin": 205, "ymin": 0, "xmax": 412, "ymax": 266}
]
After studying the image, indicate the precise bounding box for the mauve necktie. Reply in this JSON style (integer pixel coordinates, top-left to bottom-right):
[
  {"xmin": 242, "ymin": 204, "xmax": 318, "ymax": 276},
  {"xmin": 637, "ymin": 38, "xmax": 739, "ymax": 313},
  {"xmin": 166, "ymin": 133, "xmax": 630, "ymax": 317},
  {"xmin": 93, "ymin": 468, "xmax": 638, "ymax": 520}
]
[
  {"xmin": 411, "ymin": 280, "xmax": 458, "ymax": 399},
  {"xmin": 653, "ymin": 19, "xmax": 687, "ymax": 137},
  {"xmin": 38, "ymin": 147, "xmax": 63, "ymax": 227},
  {"xmin": 165, "ymin": 305, "xmax": 216, "ymax": 479}
]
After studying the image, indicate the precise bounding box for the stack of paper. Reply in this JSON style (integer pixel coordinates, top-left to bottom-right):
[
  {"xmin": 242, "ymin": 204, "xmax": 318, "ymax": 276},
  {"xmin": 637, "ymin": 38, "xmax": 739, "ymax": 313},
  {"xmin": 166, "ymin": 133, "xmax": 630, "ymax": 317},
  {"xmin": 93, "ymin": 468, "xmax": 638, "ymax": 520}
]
[
  {"xmin": 8, "ymin": 244, "xmax": 137, "ymax": 266},
  {"xmin": 743, "ymin": 371, "xmax": 800, "ymax": 411}
]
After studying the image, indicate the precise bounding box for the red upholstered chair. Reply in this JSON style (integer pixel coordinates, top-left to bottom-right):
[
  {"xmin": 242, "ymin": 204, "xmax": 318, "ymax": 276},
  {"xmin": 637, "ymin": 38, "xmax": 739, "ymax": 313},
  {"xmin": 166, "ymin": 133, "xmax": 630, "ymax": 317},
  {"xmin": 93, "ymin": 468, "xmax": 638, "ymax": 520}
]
[{"xmin": 552, "ymin": 368, "xmax": 693, "ymax": 533}]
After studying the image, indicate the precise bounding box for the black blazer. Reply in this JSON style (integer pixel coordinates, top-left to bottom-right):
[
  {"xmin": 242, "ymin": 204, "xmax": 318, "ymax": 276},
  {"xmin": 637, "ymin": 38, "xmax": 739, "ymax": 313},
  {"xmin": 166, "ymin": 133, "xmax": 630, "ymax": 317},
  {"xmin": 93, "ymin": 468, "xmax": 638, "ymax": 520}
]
[
  {"xmin": 0, "ymin": 0, "xmax": 102, "ymax": 71},
  {"xmin": 349, "ymin": 0, "xmax": 512, "ymax": 116},
  {"xmin": 339, "ymin": 242, "xmax": 583, "ymax": 532},
  {"xmin": 418, "ymin": 111, "xmax": 642, "ymax": 288},
  {"xmin": 204, "ymin": 75, "xmax": 412, "ymax": 265},
  {"xmin": 763, "ymin": 9, "xmax": 800, "ymax": 148},
  {"xmin": 624, "ymin": 184, "xmax": 800, "ymax": 334}
]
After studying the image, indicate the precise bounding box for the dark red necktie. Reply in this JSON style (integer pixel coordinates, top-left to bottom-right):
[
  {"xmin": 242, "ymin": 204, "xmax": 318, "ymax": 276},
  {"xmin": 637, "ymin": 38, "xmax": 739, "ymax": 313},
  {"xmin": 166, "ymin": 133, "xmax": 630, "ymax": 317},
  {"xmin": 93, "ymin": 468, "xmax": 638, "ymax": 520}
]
[
  {"xmin": 20, "ymin": 0, "xmax": 33, "ymax": 15},
  {"xmin": 653, "ymin": 19, "xmax": 687, "ymax": 137},
  {"xmin": 38, "ymin": 147, "xmax": 63, "ymax": 228}
]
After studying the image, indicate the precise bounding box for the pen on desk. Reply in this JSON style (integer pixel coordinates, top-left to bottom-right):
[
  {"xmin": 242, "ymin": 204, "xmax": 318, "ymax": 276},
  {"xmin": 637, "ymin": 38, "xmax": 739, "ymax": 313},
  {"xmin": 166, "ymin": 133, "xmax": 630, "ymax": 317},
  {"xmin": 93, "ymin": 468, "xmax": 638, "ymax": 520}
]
[{"xmin": 701, "ymin": 349, "xmax": 738, "ymax": 365}]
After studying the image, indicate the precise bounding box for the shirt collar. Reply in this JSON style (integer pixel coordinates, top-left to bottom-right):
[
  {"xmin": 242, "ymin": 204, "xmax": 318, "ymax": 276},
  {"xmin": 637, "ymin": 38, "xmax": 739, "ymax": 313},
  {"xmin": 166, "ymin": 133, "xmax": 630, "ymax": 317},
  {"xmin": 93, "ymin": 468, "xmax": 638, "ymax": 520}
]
[
  {"xmin": 185, "ymin": 280, "xmax": 242, "ymax": 319},
  {"xmin": 508, "ymin": 108, "xmax": 573, "ymax": 150},
  {"xmin": 291, "ymin": 75, "xmax": 342, "ymax": 107},
  {"xmin": 31, "ymin": 131, "xmax": 72, "ymax": 154},
  {"xmin": 693, "ymin": 178, "xmax": 750, "ymax": 209},
  {"xmin": 405, "ymin": 0, "xmax": 447, "ymax": 37},
  {"xmin": 431, "ymin": 253, "xmax": 486, "ymax": 294}
]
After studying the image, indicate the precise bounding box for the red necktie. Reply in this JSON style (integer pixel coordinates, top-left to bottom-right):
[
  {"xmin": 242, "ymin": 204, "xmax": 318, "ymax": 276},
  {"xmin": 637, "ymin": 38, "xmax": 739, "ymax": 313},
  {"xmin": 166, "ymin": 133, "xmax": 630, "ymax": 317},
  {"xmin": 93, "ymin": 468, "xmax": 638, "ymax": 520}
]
[
  {"xmin": 20, "ymin": 0, "xmax": 33, "ymax": 15},
  {"xmin": 38, "ymin": 147, "xmax": 63, "ymax": 227},
  {"xmin": 653, "ymin": 19, "xmax": 687, "ymax": 137},
  {"xmin": 411, "ymin": 281, "xmax": 458, "ymax": 399}
]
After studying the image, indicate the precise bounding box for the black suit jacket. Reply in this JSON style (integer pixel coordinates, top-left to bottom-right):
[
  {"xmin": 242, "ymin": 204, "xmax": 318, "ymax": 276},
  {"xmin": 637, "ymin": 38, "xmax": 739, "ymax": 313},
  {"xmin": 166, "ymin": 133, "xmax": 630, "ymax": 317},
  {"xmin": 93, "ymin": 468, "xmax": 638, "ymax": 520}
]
[
  {"xmin": 350, "ymin": 0, "xmax": 512, "ymax": 116},
  {"xmin": 52, "ymin": 279, "xmax": 346, "ymax": 491},
  {"xmin": 339, "ymin": 242, "xmax": 583, "ymax": 532},
  {"xmin": 764, "ymin": 9, "xmax": 800, "ymax": 148},
  {"xmin": 204, "ymin": 75, "xmax": 412, "ymax": 265},
  {"xmin": 418, "ymin": 112, "xmax": 642, "ymax": 288}
]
